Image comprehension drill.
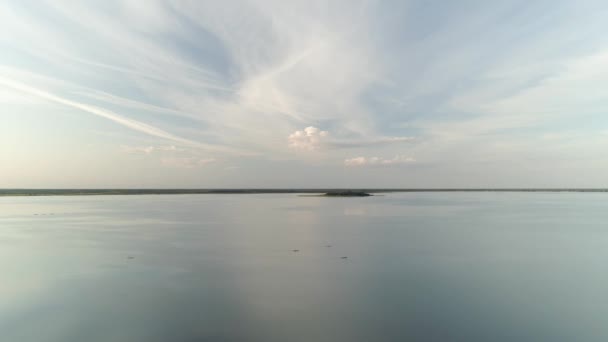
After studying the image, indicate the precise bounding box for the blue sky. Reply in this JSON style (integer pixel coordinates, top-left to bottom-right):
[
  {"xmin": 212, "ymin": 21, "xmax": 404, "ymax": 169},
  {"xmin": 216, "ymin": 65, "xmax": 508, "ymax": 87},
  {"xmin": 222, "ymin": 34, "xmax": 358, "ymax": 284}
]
[{"xmin": 1, "ymin": 0, "xmax": 608, "ymax": 188}]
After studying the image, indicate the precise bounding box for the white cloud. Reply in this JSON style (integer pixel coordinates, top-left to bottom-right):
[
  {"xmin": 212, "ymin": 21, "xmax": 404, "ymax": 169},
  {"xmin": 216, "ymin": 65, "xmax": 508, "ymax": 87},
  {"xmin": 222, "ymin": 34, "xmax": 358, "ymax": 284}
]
[
  {"xmin": 344, "ymin": 155, "xmax": 415, "ymax": 167},
  {"xmin": 343, "ymin": 156, "xmax": 367, "ymax": 166},
  {"xmin": 288, "ymin": 126, "xmax": 329, "ymax": 151},
  {"xmin": 287, "ymin": 126, "xmax": 413, "ymax": 152}
]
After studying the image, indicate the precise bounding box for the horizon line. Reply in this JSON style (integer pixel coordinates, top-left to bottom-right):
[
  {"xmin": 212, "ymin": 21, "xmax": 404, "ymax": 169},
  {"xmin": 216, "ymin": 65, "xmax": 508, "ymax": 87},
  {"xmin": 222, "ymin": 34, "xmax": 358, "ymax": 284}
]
[{"xmin": 2, "ymin": 188, "xmax": 608, "ymax": 197}]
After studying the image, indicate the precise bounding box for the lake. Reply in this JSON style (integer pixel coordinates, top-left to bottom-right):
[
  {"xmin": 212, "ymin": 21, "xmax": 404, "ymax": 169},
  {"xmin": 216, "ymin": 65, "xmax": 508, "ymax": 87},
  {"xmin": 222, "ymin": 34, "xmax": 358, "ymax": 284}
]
[{"xmin": 1, "ymin": 193, "xmax": 608, "ymax": 341}]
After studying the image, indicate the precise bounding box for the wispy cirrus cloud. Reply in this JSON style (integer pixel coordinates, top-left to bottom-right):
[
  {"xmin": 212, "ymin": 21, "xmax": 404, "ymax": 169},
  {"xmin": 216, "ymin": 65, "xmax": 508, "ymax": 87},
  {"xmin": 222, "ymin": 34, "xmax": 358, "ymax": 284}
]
[
  {"xmin": 120, "ymin": 145, "xmax": 184, "ymax": 155},
  {"xmin": 330, "ymin": 136, "xmax": 415, "ymax": 148},
  {"xmin": 1, "ymin": 1, "xmax": 386, "ymax": 156},
  {"xmin": 0, "ymin": 76, "xmax": 249, "ymax": 155},
  {"xmin": 120, "ymin": 144, "xmax": 217, "ymax": 169},
  {"xmin": 344, "ymin": 155, "xmax": 415, "ymax": 167},
  {"xmin": 3, "ymin": 0, "xmax": 608, "ymax": 187}
]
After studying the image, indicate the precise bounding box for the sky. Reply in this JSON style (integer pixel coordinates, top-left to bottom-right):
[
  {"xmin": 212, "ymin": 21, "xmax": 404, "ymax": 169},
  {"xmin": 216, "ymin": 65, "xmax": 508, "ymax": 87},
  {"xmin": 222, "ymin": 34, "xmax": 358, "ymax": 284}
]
[{"xmin": 1, "ymin": 0, "xmax": 608, "ymax": 188}]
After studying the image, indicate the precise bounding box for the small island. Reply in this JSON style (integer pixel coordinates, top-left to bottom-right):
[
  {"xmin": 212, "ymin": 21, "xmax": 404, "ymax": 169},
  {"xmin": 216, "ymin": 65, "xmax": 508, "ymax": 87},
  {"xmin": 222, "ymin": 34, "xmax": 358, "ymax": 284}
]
[{"xmin": 323, "ymin": 191, "xmax": 372, "ymax": 197}]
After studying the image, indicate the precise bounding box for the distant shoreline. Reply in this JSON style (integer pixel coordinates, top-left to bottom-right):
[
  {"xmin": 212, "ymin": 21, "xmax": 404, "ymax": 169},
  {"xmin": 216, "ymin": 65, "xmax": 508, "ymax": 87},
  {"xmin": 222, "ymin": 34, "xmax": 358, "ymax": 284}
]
[{"xmin": 1, "ymin": 188, "xmax": 608, "ymax": 197}]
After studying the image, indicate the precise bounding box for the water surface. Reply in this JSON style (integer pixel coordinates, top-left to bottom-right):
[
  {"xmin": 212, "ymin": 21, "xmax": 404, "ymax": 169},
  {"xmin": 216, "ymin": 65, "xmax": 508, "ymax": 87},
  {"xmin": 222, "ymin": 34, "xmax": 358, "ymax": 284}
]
[{"xmin": 2, "ymin": 193, "xmax": 608, "ymax": 341}]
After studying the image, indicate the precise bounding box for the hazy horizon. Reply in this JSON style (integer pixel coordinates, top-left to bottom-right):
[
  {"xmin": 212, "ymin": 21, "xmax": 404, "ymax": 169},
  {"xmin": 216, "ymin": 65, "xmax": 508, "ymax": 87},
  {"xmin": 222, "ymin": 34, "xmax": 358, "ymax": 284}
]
[{"xmin": 2, "ymin": 1, "xmax": 608, "ymax": 188}]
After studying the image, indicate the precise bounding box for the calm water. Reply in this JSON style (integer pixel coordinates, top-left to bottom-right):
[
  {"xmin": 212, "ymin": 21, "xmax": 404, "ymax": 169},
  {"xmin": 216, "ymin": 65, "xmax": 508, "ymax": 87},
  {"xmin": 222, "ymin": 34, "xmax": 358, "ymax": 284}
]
[{"xmin": 2, "ymin": 193, "xmax": 608, "ymax": 341}]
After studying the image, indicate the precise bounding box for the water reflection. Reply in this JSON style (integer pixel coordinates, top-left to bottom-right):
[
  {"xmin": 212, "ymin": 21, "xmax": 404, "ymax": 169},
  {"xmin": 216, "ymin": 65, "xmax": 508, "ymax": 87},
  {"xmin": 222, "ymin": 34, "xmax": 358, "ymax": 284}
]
[{"xmin": 2, "ymin": 193, "xmax": 608, "ymax": 341}]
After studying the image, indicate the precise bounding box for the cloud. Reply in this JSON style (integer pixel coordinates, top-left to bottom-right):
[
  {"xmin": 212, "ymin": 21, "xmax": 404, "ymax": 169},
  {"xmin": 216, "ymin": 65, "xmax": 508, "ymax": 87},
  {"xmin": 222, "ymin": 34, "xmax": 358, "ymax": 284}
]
[
  {"xmin": 288, "ymin": 126, "xmax": 414, "ymax": 152},
  {"xmin": 288, "ymin": 126, "xmax": 329, "ymax": 151},
  {"xmin": 121, "ymin": 145, "xmax": 216, "ymax": 169},
  {"xmin": 330, "ymin": 136, "xmax": 415, "ymax": 148},
  {"xmin": 5, "ymin": 1, "xmax": 608, "ymax": 187},
  {"xmin": 0, "ymin": 76, "xmax": 249, "ymax": 155},
  {"xmin": 344, "ymin": 155, "xmax": 415, "ymax": 167},
  {"xmin": 160, "ymin": 157, "xmax": 216, "ymax": 168},
  {"xmin": 1, "ymin": 1, "xmax": 412, "ymax": 162},
  {"xmin": 121, "ymin": 145, "xmax": 184, "ymax": 155}
]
